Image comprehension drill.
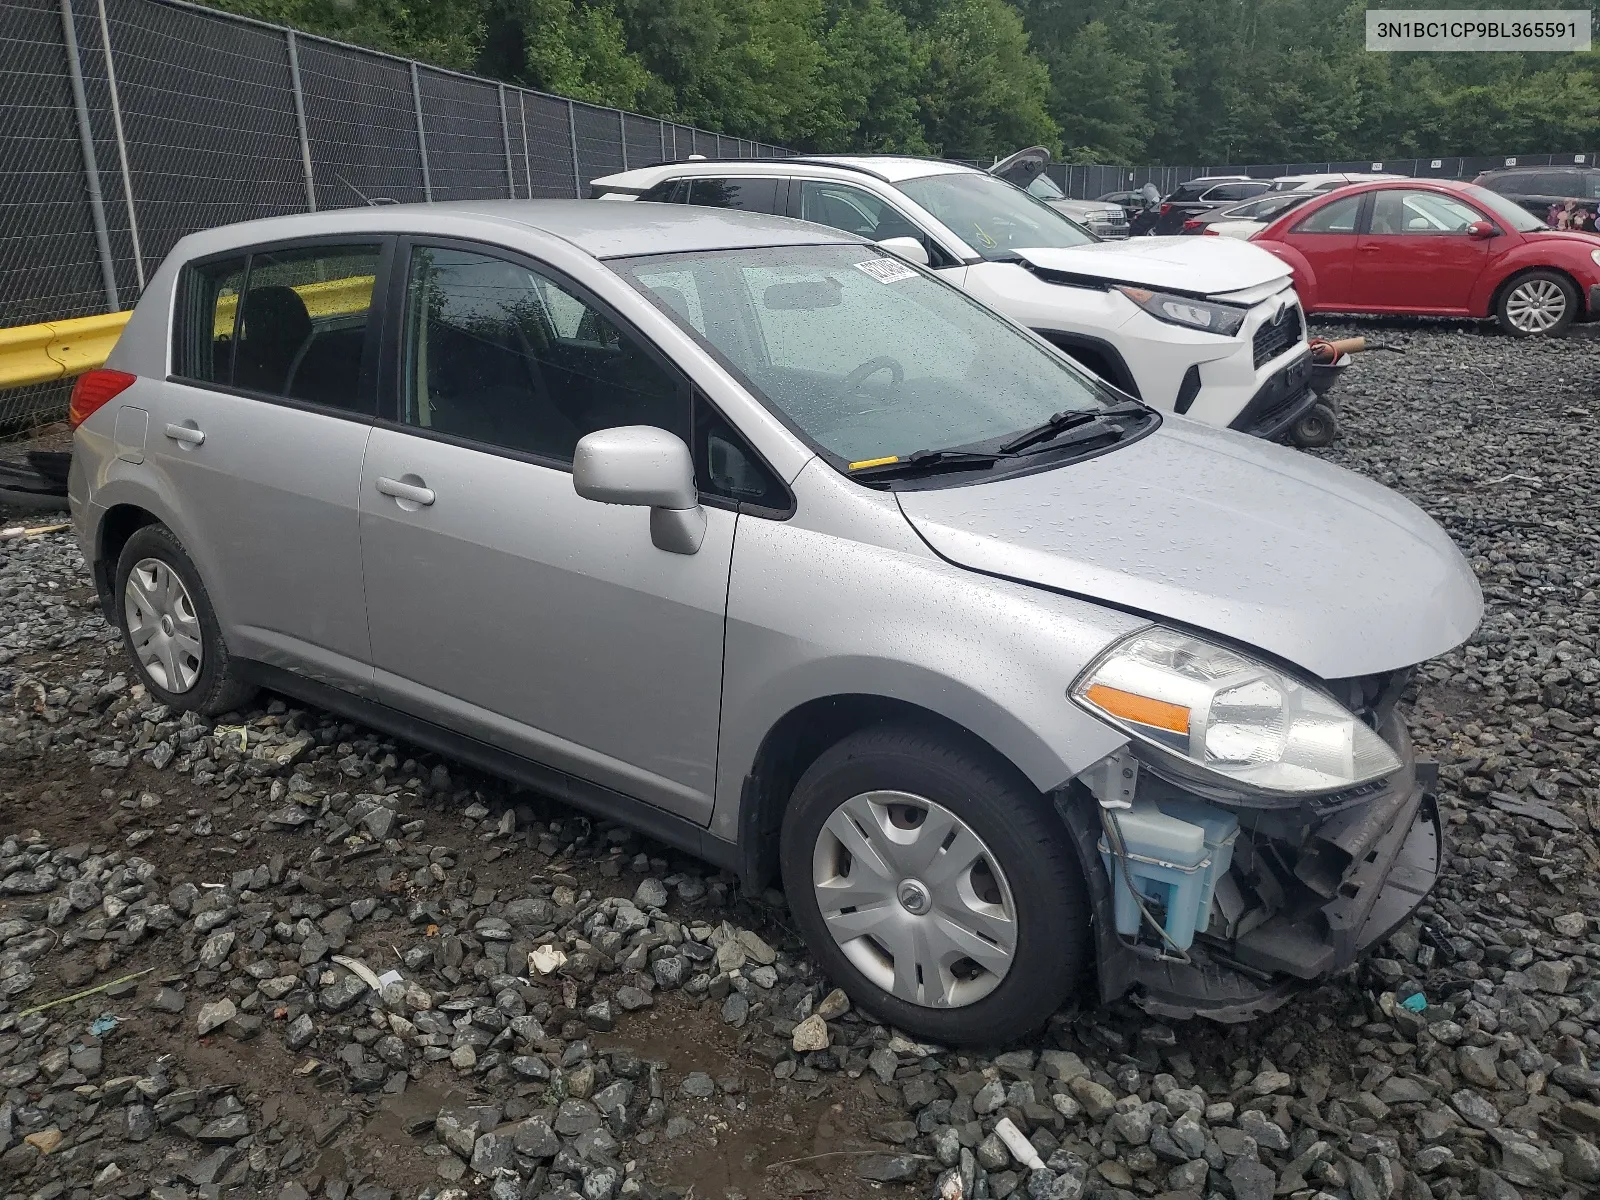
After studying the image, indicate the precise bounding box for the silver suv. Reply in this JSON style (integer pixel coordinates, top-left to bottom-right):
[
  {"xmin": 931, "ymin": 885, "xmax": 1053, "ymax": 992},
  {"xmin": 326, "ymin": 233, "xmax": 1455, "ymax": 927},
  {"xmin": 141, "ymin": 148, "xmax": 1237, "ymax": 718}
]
[{"xmin": 68, "ymin": 201, "xmax": 1481, "ymax": 1044}]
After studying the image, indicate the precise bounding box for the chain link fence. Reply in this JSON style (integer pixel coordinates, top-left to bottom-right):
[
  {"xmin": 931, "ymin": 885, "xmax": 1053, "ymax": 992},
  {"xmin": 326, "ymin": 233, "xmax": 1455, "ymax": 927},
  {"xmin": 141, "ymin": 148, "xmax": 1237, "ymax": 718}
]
[{"xmin": 0, "ymin": 0, "xmax": 785, "ymax": 429}]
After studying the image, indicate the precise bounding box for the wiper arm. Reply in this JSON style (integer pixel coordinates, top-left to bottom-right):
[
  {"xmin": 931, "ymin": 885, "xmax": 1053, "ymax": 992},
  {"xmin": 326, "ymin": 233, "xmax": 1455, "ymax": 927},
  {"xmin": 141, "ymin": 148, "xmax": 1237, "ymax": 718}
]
[
  {"xmin": 846, "ymin": 448, "xmax": 1003, "ymax": 481},
  {"xmin": 999, "ymin": 401, "xmax": 1148, "ymax": 455}
]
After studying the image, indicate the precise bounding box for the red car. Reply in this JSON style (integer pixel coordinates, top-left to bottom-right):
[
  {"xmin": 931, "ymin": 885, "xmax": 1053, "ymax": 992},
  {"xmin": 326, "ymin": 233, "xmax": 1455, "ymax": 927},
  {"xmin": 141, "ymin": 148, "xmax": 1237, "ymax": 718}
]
[{"xmin": 1251, "ymin": 179, "xmax": 1600, "ymax": 336}]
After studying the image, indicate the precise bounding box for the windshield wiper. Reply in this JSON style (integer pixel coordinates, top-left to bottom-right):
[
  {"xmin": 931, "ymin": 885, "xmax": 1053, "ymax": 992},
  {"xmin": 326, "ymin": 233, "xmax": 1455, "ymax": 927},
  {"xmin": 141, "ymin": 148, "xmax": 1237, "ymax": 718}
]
[
  {"xmin": 998, "ymin": 400, "xmax": 1148, "ymax": 455},
  {"xmin": 846, "ymin": 448, "xmax": 1003, "ymax": 481}
]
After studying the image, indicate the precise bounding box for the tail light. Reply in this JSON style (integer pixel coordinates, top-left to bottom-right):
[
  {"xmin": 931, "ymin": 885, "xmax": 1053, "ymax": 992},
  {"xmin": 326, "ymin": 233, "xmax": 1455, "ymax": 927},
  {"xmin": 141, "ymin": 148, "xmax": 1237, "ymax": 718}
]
[
  {"xmin": 1203, "ymin": 228, "xmax": 1220, "ymax": 236},
  {"xmin": 1182, "ymin": 219, "xmax": 1201, "ymax": 231},
  {"xmin": 68, "ymin": 369, "xmax": 136, "ymax": 428},
  {"xmin": 1160, "ymin": 203, "xmax": 1172, "ymax": 215}
]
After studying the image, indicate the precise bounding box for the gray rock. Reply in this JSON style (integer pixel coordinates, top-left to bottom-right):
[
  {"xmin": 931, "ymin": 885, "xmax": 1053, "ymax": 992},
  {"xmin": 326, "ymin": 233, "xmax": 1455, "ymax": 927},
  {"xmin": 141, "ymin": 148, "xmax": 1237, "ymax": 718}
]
[
  {"xmin": 1452, "ymin": 1088, "xmax": 1501, "ymax": 1130},
  {"xmin": 196, "ymin": 998, "xmax": 235, "ymax": 1035},
  {"xmin": 1226, "ymin": 1156, "xmax": 1276, "ymax": 1200},
  {"xmin": 470, "ymin": 1130, "xmax": 513, "ymax": 1174},
  {"xmin": 681, "ymin": 1071, "xmax": 716, "ymax": 1099},
  {"xmin": 513, "ymin": 1116, "xmax": 560, "ymax": 1158},
  {"xmin": 1240, "ymin": 1108, "xmax": 1290, "ymax": 1153},
  {"xmin": 633, "ymin": 879, "xmax": 668, "ymax": 909}
]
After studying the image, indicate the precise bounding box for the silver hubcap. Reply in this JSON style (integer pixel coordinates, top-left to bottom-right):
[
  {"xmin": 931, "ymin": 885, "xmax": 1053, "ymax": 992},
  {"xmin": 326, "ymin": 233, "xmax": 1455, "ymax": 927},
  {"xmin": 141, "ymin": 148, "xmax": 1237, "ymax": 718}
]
[
  {"xmin": 811, "ymin": 791, "xmax": 1017, "ymax": 1008},
  {"xmin": 124, "ymin": 558, "xmax": 203, "ymax": 693},
  {"xmin": 1506, "ymin": 279, "xmax": 1566, "ymax": 333}
]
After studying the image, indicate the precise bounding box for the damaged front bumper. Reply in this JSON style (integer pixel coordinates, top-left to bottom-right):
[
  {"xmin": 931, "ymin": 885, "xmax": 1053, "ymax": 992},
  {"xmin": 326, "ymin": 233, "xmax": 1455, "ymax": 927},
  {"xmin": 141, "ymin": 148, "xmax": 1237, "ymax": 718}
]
[{"xmin": 1058, "ymin": 722, "xmax": 1442, "ymax": 1022}]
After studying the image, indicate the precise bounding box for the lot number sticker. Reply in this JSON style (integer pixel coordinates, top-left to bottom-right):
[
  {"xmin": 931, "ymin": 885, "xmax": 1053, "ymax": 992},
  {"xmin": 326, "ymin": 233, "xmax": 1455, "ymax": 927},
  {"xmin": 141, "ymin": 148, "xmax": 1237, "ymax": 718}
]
[{"xmin": 854, "ymin": 258, "xmax": 918, "ymax": 284}]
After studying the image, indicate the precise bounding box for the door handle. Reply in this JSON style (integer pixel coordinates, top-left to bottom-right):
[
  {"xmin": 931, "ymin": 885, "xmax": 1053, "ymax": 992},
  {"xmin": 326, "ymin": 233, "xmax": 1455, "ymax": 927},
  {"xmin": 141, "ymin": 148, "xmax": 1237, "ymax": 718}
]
[
  {"xmin": 1358, "ymin": 245, "xmax": 1383, "ymax": 252},
  {"xmin": 164, "ymin": 422, "xmax": 204, "ymax": 446},
  {"xmin": 376, "ymin": 476, "xmax": 435, "ymax": 506}
]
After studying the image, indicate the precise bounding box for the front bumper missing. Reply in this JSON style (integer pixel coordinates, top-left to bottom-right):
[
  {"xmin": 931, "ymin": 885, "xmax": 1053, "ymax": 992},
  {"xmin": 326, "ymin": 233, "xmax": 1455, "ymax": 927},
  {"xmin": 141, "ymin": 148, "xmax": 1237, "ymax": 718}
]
[
  {"xmin": 1058, "ymin": 760, "xmax": 1442, "ymax": 1023},
  {"xmin": 1228, "ymin": 352, "xmax": 1321, "ymax": 441}
]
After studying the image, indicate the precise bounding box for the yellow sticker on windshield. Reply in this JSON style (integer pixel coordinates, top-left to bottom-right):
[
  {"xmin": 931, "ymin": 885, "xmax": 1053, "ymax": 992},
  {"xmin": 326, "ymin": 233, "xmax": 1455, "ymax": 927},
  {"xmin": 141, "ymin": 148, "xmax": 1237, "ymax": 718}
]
[{"xmin": 854, "ymin": 259, "xmax": 918, "ymax": 284}]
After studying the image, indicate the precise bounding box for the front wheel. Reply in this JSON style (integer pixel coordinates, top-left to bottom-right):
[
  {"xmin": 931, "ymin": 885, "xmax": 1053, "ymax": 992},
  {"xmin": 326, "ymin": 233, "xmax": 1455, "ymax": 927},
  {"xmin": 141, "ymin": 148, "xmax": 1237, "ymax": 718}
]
[
  {"xmin": 1496, "ymin": 271, "xmax": 1576, "ymax": 336},
  {"xmin": 780, "ymin": 724, "xmax": 1089, "ymax": 1046}
]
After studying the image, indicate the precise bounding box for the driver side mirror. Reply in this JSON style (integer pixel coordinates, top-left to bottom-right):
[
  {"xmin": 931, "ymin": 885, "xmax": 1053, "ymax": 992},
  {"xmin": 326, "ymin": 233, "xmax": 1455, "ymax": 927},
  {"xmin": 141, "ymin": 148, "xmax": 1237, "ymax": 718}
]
[
  {"xmin": 876, "ymin": 236, "xmax": 930, "ymax": 266},
  {"xmin": 572, "ymin": 426, "xmax": 706, "ymax": 555},
  {"xmin": 1467, "ymin": 220, "xmax": 1499, "ymax": 239}
]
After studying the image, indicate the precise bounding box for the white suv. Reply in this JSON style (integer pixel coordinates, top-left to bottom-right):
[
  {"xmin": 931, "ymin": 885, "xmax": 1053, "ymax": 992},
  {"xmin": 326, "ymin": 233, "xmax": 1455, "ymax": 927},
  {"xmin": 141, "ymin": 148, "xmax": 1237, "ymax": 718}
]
[{"xmin": 592, "ymin": 156, "xmax": 1331, "ymax": 442}]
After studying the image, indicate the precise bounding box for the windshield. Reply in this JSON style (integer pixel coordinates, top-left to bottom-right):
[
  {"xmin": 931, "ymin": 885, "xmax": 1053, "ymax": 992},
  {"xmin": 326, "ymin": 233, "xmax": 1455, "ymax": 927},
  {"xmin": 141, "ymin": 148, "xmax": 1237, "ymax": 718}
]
[
  {"xmin": 1026, "ymin": 173, "xmax": 1066, "ymax": 200},
  {"xmin": 1462, "ymin": 183, "xmax": 1547, "ymax": 232},
  {"xmin": 898, "ymin": 172, "xmax": 1096, "ymax": 258},
  {"xmin": 613, "ymin": 245, "xmax": 1120, "ymax": 468}
]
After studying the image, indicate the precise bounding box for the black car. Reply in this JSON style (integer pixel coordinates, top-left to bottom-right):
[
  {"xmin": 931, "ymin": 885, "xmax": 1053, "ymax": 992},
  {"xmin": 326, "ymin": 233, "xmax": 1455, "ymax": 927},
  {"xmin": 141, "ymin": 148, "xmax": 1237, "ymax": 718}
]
[
  {"xmin": 1179, "ymin": 190, "xmax": 1320, "ymax": 234},
  {"xmin": 1474, "ymin": 165, "xmax": 1599, "ymax": 231},
  {"xmin": 1148, "ymin": 176, "xmax": 1272, "ymax": 235}
]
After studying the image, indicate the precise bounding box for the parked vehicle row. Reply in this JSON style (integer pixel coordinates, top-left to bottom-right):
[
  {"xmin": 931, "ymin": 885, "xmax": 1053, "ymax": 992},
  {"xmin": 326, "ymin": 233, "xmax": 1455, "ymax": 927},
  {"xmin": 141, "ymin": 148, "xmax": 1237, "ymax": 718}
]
[
  {"xmin": 593, "ymin": 155, "xmax": 1334, "ymax": 445},
  {"xmin": 68, "ymin": 198, "xmax": 1482, "ymax": 1044}
]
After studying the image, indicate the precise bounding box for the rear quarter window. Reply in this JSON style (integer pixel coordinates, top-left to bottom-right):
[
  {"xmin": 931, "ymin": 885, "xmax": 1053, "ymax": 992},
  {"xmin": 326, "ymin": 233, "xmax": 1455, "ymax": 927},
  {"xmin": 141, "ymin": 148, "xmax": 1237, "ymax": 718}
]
[{"xmin": 173, "ymin": 255, "xmax": 248, "ymax": 384}]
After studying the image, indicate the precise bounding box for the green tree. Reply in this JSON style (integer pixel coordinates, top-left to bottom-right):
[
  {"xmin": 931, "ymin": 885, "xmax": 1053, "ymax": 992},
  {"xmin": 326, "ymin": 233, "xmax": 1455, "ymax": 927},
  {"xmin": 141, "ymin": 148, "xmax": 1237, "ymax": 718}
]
[{"xmin": 917, "ymin": 0, "xmax": 1059, "ymax": 158}]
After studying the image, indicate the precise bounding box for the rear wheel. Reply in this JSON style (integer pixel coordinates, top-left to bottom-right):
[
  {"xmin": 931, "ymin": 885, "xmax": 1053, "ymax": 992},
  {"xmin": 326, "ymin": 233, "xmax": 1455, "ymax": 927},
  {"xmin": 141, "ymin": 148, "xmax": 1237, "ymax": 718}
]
[
  {"xmin": 114, "ymin": 524, "xmax": 256, "ymax": 716},
  {"xmin": 1288, "ymin": 403, "xmax": 1340, "ymax": 449},
  {"xmin": 1496, "ymin": 271, "xmax": 1576, "ymax": 336},
  {"xmin": 780, "ymin": 723, "xmax": 1089, "ymax": 1045}
]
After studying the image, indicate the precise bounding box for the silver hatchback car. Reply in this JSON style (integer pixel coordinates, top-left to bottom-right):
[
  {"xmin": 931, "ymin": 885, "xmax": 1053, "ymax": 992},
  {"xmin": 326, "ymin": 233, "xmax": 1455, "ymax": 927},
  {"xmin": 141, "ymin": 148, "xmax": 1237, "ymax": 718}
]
[{"xmin": 68, "ymin": 201, "xmax": 1482, "ymax": 1045}]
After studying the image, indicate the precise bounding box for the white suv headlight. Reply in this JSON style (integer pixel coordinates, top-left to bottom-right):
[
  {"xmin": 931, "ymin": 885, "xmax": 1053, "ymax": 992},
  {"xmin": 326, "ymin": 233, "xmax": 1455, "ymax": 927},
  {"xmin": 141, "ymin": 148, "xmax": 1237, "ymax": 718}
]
[{"xmin": 1072, "ymin": 628, "xmax": 1401, "ymax": 798}]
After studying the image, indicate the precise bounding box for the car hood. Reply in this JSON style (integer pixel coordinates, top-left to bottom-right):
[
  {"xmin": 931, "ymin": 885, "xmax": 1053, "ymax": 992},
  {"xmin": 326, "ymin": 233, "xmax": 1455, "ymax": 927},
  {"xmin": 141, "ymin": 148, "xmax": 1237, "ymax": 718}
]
[
  {"xmin": 1047, "ymin": 200, "xmax": 1122, "ymax": 218},
  {"xmin": 895, "ymin": 419, "xmax": 1482, "ymax": 680},
  {"xmin": 1517, "ymin": 229, "xmax": 1600, "ymax": 250},
  {"xmin": 1013, "ymin": 237, "xmax": 1292, "ymax": 297}
]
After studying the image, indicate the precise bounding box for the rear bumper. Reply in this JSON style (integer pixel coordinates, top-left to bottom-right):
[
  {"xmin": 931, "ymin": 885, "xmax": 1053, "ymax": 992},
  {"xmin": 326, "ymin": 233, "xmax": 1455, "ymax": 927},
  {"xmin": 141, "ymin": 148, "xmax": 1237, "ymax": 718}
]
[{"xmin": 1588, "ymin": 283, "xmax": 1600, "ymax": 318}]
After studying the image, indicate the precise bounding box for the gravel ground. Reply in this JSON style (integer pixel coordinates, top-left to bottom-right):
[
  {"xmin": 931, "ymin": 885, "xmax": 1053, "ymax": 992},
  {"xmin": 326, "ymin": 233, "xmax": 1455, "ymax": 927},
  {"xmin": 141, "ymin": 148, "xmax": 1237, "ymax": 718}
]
[{"xmin": 1, "ymin": 321, "xmax": 1598, "ymax": 1200}]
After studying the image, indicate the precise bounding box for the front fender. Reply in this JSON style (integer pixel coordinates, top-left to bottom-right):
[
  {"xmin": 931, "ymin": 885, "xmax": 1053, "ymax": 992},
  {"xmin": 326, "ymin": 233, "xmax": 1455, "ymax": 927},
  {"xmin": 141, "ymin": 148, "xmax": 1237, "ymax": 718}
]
[
  {"xmin": 1255, "ymin": 240, "xmax": 1318, "ymax": 309},
  {"xmin": 709, "ymin": 513, "xmax": 1147, "ymax": 842}
]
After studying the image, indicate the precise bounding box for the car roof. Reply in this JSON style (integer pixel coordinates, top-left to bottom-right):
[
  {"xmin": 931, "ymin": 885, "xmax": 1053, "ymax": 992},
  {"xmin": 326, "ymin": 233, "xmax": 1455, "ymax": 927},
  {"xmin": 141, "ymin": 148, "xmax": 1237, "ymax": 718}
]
[
  {"xmin": 593, "ymin": 155, "xmax": 976, "ymax": 188},
  {"xmin": 170, "ymin": 199, "xmax": 860, "ymax": 262}
]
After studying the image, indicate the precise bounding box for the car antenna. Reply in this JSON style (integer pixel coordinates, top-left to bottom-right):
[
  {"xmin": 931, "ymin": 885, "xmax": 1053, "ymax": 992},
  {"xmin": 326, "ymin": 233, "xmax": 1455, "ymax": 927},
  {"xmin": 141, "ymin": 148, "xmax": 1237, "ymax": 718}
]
[{"xmin": 334, "ymin": 172, "xmax": 398, "ymax": 207}]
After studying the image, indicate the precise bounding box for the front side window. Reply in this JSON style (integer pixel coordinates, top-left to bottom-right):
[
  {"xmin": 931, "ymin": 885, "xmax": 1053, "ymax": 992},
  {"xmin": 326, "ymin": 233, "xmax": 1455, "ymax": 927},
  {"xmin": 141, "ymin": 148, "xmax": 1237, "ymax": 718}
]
[
  {"xmin": 798, "ymin": 180, "xmax": 923, "ymax": 243},
  {"xmin": 400, "ymin": 246, "xmax": 686, "ymax": 463},
  {"xmin": 174, "ymin": 255, "xmax": 247, "ymax": 384},
  {"xmin": 232, "ymin": 245, "xmax": 379, "ymax": 410},
  {"xmin": 616, "ymin": 245, "xmax": 1125, "ymax": 470},
  {"xmin": 1586, "ymin": 172, "xmax": 1600, "ymax": 199},
  {"xmin": 1369, "ymin": 190, "xmax": 1481, "ymax": 235},
  {"xmin": 687, "ymin": 177, "xmax": 780, "ymax": 213},
  {"xmin": 1293, "ymin": 195, "xmax": 1362, "ymax": 234},
  {"xmin": 896, "ymin": 172, "xmax": 1095, "ymax": 258}
]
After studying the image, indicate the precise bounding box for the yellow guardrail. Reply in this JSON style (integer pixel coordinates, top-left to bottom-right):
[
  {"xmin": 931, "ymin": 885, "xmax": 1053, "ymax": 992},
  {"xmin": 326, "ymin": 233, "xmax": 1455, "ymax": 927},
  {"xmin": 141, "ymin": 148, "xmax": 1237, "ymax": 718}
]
[
  {"xmin": 0, "ymin": 311, "xmax": 133, "ymax": 390},
  {"xmin": 0, "ymin": 274, "xmax": 377, "ymax": 392}
]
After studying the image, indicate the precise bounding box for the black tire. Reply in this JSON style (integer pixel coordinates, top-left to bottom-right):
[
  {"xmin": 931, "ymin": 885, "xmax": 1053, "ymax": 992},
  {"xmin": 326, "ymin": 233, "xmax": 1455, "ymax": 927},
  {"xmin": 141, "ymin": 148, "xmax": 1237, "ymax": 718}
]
[
  {"xmin": 1288, "ymin": 403, "xmax": 1340, "ymax": 449},
  {"xmin": 779, "ymin": 723, "xmax": 1089, "ymax": 1046},
  {"xmin": 1495, "ymin": 270, "xmax": 1577, "ymax": 337},
  {"xmin": 113, "ymin": 524, "xmax": 257, "ymax": 717}
]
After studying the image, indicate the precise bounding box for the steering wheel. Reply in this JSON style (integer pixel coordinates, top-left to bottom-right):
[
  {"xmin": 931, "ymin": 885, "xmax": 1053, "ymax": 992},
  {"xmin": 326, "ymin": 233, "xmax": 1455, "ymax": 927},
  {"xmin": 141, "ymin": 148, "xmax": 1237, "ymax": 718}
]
[{"xmin": 841, "ymin": 356, "xmax": 905, "ymax": 393}]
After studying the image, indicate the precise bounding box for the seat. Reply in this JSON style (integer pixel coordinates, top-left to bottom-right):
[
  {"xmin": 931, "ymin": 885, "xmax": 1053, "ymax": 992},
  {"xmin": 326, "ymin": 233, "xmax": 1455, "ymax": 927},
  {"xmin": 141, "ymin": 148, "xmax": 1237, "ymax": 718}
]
[{"xmin": 234, "ymin": 286, "xmax": 312, "ymax": 395}]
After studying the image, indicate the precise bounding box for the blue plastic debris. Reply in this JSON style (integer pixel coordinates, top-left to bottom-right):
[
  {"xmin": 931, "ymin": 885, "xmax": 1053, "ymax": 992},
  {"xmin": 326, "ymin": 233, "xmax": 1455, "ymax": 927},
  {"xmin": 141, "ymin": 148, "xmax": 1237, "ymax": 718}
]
[
  {"xmin": 1400, "ymin": 993, "xmax": 1427, "ymax": 1013},
  {"xmin": 89, "ymin": 1015, "xmax": 120, "ymax": 1036}
]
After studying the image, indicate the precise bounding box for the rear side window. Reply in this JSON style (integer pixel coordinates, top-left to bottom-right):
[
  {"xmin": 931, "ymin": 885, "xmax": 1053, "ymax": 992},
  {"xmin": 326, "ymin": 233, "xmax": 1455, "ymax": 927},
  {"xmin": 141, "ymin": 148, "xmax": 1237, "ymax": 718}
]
[
  {"xmin": 174, "ymin": 255, "xmax": 247, "ymax": 384},
  {"xmin": 687, "ymin": 177, "xmax": 781, "ymax": 213},
  {"xmin": 1294, "ymin": 195, "xmax": 1362, "ymax": 233},
  {"xmin": 637, "ymin": 179, "xmax": 686, "ymax": 203},
  {"xmin": 175, "ymin": 243, "xmax": 380, "ymax": 413}
]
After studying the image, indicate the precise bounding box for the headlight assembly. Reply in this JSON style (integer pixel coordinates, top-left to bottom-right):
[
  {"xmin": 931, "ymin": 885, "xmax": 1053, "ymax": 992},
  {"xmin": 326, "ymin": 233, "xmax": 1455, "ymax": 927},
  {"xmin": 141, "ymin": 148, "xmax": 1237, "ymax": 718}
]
[
  {"xmin": 1114, "ymin": 285, "xmax": 1247, "ymax": 336},
  {"xmin": 1072, "ymin": 628, "xmax": 1401, "ymax": 799}
]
